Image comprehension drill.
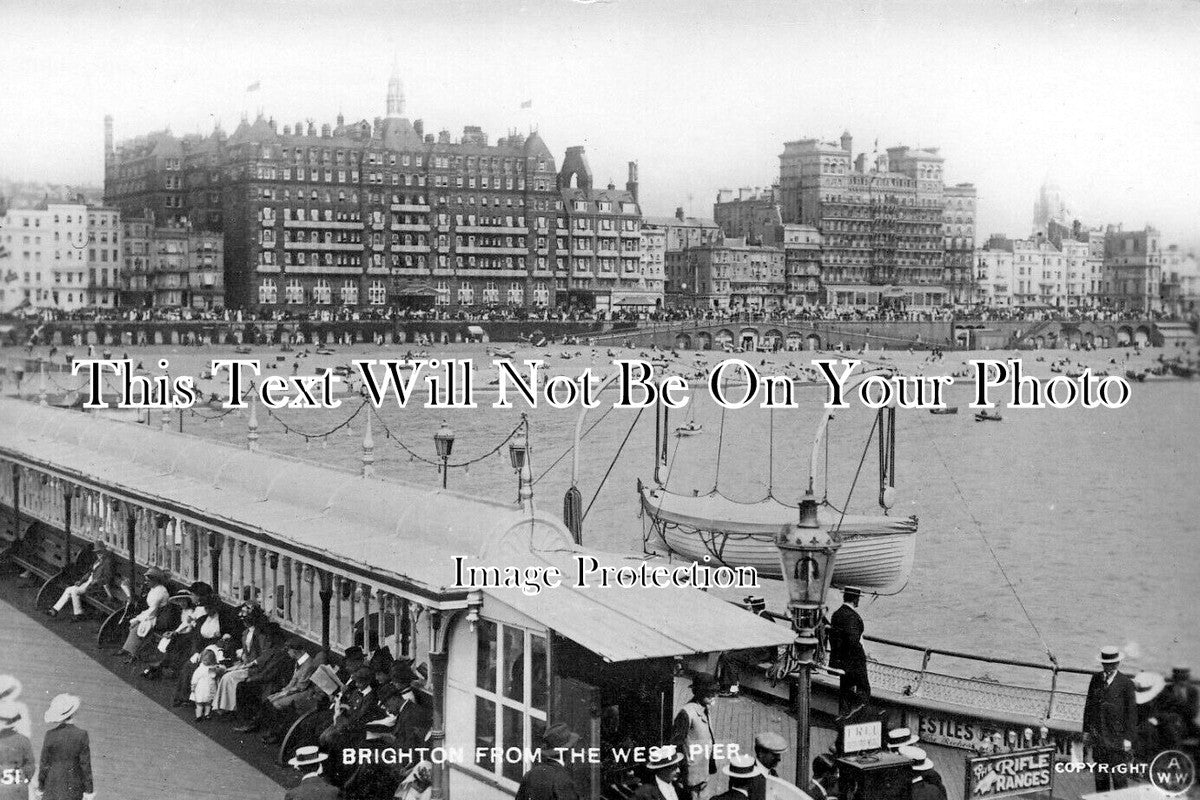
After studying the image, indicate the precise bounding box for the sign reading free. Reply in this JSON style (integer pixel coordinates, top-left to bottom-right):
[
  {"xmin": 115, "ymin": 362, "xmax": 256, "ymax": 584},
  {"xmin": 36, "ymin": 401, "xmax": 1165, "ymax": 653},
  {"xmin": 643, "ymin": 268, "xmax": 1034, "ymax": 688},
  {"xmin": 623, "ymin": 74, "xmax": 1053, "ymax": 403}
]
[{"xmin": 965, "ymin": 746, "xmax": 1055, "ymax": 799}]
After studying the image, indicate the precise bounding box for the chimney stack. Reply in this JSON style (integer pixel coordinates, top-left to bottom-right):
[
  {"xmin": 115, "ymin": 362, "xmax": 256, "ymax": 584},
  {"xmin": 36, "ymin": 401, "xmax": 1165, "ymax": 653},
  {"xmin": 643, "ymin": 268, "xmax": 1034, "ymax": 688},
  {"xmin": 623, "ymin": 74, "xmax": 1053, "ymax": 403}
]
[
  {"xmin": 626, "ymin": 161, "xmax": 639, "ymax": 202},
  {"xmin": 675, "ymin": 207, "xmax": 685, "ymax": 221},
  {"xmin": 840, "ymin": 130, "xmax": 853, "ymax": 158},
  {"xmin": 414, "ymin": 119, "xmax": 424, "ymax": 137},
  {"xmin": 103, "ymin": 115, "xmax": 114, "ymax": 161}
]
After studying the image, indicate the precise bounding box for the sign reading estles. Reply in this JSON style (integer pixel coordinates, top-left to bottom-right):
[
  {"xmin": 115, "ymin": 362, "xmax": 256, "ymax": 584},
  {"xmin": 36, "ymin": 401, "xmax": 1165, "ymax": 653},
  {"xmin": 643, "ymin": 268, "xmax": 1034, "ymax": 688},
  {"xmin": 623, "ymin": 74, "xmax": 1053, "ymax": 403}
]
[
  {"xmin": 964, "ymin": 746, "xmax": 1055, "ymax": 799},
  {"xmin": 906, "ymin": 710, "xmax": 1079, "ymax": 759}
]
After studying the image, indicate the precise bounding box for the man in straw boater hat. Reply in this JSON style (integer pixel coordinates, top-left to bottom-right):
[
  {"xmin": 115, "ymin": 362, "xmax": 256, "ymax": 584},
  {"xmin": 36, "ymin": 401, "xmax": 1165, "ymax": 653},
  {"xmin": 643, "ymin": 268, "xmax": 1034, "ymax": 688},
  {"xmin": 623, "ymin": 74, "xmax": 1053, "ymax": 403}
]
[
  {"xmin": 1132, "ymin": 671, "xmax": 1169, "ymax": 761},
  {"xmin": 37, "ymin": 694, "xmax": 94, "ymax": 800},
  {"xmin": 0, "ymin": 699, "xmax": 35, "ymax": 799},
  {"xmin": 0, "ymin": 676, "xmax": 31, "ymax": 739},
  {"xmin": 284, "ymin": 746, "xmax": 338, "ymax": 800},
  {"xmin": 1083, "ymin": 645, "xmax": 1137, "ymax": 792},
  {"xmin": 886, "ymin": 726, "xmax": 919, "ymax": 752},
  {"xmin": 710, "ymin": 753, "xmax": 765, "ymax": 800},
  {"xmin": 632, "ymin": 744, "xmax": 685, "ymax": 800},
  {"xmin": 900, "ymin": 746, "xmax": 947, "ymax": 800},
  {"xmin": 672, "ymin": 673, "xmax": 720, "ymax": 799},
  {"xmin": 515, "ymin": 722, "xmax": 582, "ymax": 800},
  {"xmin": 342, "ymin": 714, "xmax": 403, "ymax": 800}
]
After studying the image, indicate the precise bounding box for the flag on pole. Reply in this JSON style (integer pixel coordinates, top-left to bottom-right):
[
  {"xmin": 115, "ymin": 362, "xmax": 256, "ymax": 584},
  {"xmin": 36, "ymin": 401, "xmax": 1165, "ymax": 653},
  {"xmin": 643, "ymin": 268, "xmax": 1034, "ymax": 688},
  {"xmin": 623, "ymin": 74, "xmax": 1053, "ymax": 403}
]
[
  {"xmin": 246, "ymin": 81, "xmax": 261, "ymax": 92},
  {"xmin": 520, "ymin": 99, "xmax": 532, "ymax": 109}
]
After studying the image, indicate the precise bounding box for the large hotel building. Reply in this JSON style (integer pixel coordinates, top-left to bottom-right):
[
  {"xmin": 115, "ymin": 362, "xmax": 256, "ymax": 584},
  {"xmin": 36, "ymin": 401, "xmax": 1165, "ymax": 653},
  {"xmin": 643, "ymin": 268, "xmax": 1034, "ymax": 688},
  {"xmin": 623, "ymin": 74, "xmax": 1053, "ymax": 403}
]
[
  {"xmin": 778, "ymin": 132, "xmax": 954, "ymax": 309},
  {"xmin": 104, "ymin": 71, "xmax": 648, "ymax": 313}
]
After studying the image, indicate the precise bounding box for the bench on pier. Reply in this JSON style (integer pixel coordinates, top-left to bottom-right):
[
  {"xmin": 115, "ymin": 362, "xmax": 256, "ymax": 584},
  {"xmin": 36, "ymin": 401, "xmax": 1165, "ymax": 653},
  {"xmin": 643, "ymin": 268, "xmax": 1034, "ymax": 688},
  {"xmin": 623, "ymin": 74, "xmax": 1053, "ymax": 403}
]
[{"xmin": 0, "ymin": 521, "xmax": 133, "ymax": 649}]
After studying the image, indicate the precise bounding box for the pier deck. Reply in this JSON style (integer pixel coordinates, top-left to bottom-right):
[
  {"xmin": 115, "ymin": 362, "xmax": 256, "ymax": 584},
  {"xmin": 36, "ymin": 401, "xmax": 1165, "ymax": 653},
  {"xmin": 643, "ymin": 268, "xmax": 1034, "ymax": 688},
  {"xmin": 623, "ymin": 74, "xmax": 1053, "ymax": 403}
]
[{"xmin": 0, "ymin": 574, "xmax": 288, "ymax": 800}]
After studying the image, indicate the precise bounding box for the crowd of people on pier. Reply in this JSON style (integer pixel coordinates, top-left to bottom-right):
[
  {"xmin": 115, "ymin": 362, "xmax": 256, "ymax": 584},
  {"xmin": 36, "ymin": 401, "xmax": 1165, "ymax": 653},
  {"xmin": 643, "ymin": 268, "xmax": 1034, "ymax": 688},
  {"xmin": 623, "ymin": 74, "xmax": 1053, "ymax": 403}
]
[
  {"xmin": 91, "ymin": 568, "xmax": 438, "ymax": 799},
  {"xmin": 7, "ymin": 558, "xmax": 1200, "ymax": 799}
]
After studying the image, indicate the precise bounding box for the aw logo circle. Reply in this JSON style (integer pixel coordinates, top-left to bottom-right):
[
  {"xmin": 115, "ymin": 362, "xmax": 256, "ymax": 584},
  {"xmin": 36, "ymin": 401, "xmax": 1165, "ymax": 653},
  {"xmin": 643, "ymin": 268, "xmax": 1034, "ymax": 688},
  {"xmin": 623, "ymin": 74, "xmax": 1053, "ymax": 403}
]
[{"xmin": 1149, "ymin": 750, "xmax": 1195, "ymax": 797}]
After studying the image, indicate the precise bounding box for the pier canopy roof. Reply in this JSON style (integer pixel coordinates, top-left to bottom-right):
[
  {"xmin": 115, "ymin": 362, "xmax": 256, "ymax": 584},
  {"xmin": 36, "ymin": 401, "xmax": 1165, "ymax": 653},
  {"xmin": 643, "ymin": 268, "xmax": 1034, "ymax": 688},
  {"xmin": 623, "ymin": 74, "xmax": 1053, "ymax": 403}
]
[
  {"xmin": 485, "ymin": 550, "xmax": 795, "ymax": 662},
  {"xmin": 0, "ymin": 400, "xmax": 794, "ymax": 660}
]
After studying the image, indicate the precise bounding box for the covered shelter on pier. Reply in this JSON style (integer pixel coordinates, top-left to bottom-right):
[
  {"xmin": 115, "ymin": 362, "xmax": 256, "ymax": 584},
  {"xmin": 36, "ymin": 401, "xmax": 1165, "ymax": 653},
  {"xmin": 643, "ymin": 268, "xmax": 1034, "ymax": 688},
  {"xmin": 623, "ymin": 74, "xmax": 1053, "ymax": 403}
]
[{"xmin": 0, "ymin": 399, "xmax": 794, "ymax": 800}]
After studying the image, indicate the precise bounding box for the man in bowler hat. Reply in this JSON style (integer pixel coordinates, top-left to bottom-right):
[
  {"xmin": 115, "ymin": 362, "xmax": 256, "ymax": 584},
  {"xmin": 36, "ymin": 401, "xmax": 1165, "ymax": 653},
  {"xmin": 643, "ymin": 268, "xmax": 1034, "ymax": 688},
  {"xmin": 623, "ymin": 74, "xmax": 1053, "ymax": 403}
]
[
  {"xmin": 515, "ymin": 723, "xmax": 581, "ymax": 800},
  {"xmin": 829, "ymin": 587, "xmax": 870, "ymax": 716},
  {"xmin": 1083, "ymin": 646, "xmax": 1137, "ymax": 792}
]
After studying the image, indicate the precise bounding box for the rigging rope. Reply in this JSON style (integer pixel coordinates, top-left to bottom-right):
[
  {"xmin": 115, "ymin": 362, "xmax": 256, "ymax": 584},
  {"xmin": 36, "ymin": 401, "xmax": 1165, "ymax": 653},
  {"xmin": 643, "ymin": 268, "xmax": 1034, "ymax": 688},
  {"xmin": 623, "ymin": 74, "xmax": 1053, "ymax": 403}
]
[
  {"xmin": 833, "ymin": 412, "xmax": 879, "ymax": 536},
  {"xmin": 768, "ymin": 409, "xmax": 774, "ymax": 498},
  {"xmin": 582, "ymin": 406, "xmax": 645, "ymax": 520},
  {"xmin": 920, "ymin": 415, "xmax": 1060, "ymax": 666},
  {"xmin": 532, "ymin": 405, "xmax": 615, "ymax": 485},
  {"xmin": 713, "ymin": 404, "xmax": 727, "ymax": 493}
]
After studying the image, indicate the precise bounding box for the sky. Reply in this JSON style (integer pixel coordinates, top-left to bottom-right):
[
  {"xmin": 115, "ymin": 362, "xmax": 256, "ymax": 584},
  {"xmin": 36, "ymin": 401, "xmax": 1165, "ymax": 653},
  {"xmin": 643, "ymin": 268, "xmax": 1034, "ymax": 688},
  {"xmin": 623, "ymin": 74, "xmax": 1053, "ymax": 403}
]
[{"xmin": 1, "ymin": 0, "xmax": 1198, "ymax": 247}]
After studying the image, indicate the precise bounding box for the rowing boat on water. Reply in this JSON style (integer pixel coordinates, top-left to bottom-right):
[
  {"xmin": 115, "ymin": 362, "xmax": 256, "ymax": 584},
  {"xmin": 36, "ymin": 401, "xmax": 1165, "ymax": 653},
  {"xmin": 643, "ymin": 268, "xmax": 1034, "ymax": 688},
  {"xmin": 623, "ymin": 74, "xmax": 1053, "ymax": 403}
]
[
  {"xmin": 640, "ymin": 408, "xmax": 918, "ymax": 595},
  {"xmin": 639, "ymin": 482, "xmax": 917, "ymax": 593}
]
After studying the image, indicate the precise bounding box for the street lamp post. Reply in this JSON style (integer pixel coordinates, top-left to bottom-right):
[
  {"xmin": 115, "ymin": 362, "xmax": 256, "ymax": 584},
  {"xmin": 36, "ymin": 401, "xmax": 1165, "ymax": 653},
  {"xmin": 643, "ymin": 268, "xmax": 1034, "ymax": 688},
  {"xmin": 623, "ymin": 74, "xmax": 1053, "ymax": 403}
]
[
  {"xmin": 775, "ymin": 491, "xmax": 842, "ymax": 793},
  {"xmin": 434, "ymin": 420, "xmax": 455, "ymax": 489}
]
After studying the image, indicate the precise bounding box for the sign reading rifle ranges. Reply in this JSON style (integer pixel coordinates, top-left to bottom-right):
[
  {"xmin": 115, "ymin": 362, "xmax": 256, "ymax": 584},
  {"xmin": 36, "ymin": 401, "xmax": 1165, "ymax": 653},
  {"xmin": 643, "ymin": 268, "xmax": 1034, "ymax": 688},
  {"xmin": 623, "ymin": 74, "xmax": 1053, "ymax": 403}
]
[{"xmin": 964, "ymin": 746, "xmax": 1054, "ymax": 799}]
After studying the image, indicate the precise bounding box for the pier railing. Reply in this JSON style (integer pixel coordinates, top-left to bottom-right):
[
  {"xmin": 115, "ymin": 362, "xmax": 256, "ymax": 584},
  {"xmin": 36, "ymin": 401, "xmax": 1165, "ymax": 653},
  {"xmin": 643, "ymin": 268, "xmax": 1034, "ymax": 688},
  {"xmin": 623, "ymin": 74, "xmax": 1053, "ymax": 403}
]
[
  {"xmin": 759, "ymin": 609, "xmax": 1095, "ymax": 728},
  {"xmin": 860, "ymin": 634, "xmax": 1093, "ymax": 726}
]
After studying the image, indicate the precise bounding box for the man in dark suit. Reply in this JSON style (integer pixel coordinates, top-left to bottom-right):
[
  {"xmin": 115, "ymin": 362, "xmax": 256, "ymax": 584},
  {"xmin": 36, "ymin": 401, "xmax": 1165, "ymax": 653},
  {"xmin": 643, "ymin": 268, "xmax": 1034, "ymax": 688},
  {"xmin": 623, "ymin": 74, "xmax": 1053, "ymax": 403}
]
[
  {"xmin": 1083, "ymin": 646, "xmax": 1137, "ymax": 792},
  {"xmin": 748, "ymin": 732, "xmax": 786, "ymax": 800},
  {"xmin": 284, "ymin": 746, "xmax": 339, "ymax": 800},
  {"xmin": 234, "ymin": 630, "xmax": 295, "ymax": 732},
  {"xmin": 515, "ymin": 723, "xmax": 581, "ymax": 800},
  {"xmin": 633, "ymin": 745, "xmax": 685, "ymax": 800},
  {"xmin": 829, "ymin": 587, "xmax": 870, "ymax": 716},
  {"xmin": 37, "ymin": 694, "xmax": 93, "ymax": 800},
  {"xmin": 260, "ymin": 637, "xmax": 326, "ymax": 744},
  {"xmin": 711, "ymin": 754, "xmax": 764, "ymax": 800}
]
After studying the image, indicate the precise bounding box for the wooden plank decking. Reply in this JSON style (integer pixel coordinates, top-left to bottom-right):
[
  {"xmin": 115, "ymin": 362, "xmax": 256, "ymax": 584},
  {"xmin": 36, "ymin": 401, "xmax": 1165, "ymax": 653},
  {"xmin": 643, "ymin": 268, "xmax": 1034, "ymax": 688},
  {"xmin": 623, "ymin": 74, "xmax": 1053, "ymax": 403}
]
[{"xmin": 0, "ymin": 591, "xmax": 286, "ymax": 799}]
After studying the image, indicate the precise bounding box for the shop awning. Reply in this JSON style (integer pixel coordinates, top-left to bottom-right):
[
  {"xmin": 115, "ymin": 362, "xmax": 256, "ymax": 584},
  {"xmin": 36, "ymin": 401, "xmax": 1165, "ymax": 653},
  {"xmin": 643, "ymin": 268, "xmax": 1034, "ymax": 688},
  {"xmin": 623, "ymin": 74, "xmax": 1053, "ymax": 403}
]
[
  {"xmin": 390, "ymin": 282, "xmax": 438, "ymax": 296},
  {"xmin": 490, "ymin": 551, "xmax": 795, "ymax": 663}
]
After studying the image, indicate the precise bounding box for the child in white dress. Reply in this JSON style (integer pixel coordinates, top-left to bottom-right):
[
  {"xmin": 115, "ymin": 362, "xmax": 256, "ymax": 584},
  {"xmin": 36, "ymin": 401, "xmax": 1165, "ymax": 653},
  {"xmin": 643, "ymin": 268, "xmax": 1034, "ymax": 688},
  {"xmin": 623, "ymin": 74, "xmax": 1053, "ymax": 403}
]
[{"xmin": 190, "ymin": 648, "xmax": 220, "ymax": 721}]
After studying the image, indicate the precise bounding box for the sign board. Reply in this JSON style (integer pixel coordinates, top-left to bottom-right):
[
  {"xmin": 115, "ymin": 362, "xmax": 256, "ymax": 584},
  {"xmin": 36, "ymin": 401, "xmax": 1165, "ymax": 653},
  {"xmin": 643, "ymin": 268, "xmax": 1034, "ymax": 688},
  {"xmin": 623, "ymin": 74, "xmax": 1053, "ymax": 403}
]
[
  {"xmin": 964, "ymin": 746, "xmax": 1055, "ymax": 799},
  {"xmin": 906, "ymin": 710, "xmax": 1080, "ymax": 759},
  {"xmin": 842, "ymin": 719, "xmax": 883, "ymax": 754}
]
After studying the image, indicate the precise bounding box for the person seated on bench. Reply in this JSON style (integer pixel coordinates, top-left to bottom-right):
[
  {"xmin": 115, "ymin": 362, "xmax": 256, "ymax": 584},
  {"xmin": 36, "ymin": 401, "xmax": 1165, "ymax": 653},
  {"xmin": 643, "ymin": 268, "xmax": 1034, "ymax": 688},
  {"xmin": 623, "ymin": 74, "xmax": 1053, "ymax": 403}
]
[
  {"xmin": 119, "ymin": 567, "xmax": 171, "ymax": 663},
  {"xmin": 47, "ymin": 542, "xmax": 128, "ymax": 621},
  {"xmin": 140, "ymin": 590, "xmax": 200, "ymax": 680},
  {"xmin": 318, "ymin": 666, "xmax": 382, "ymax": 751},
  {"xmin": 231, "ymin": 629, "xmax": 294, "ymax": 732},
  {"xmin": 212, "ymin": 603, "xmax": 269, "ymax": 716},
  {"xmin": 258, "ymin": 637, "xmax": 326, "ymax": 745}
]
